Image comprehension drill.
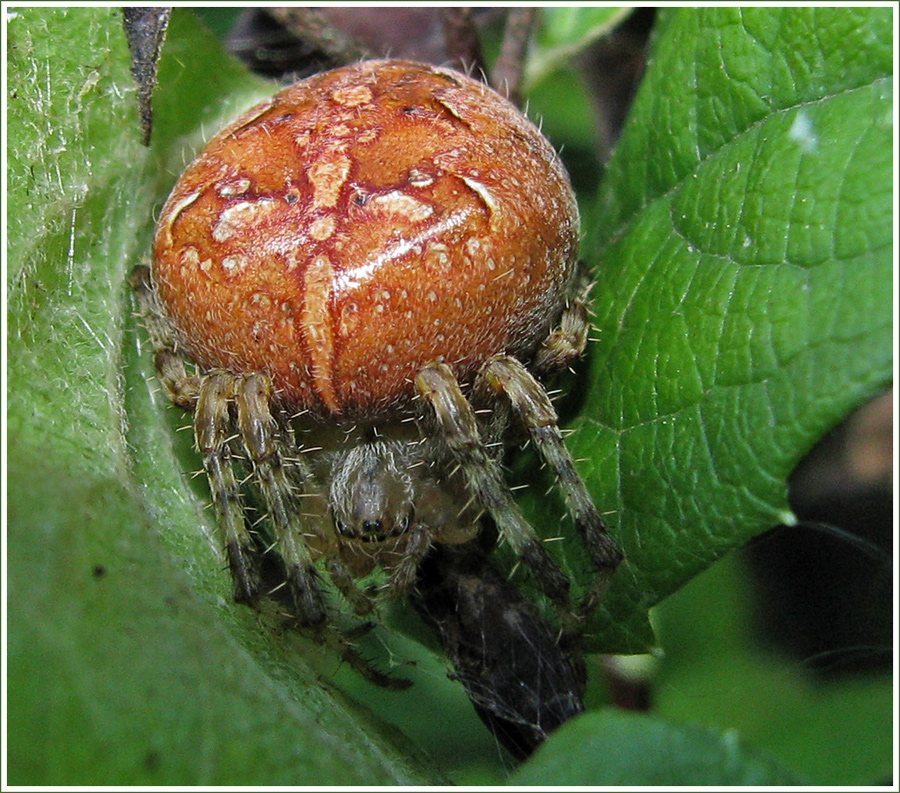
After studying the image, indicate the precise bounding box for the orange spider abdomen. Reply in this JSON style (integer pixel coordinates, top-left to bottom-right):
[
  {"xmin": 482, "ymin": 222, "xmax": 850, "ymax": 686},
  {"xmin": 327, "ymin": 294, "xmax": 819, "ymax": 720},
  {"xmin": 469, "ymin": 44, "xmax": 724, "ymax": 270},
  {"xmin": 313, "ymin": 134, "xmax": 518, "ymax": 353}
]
[{"xmin": 153, "ymin": 59, "xmax": 579, "ymax": 418}]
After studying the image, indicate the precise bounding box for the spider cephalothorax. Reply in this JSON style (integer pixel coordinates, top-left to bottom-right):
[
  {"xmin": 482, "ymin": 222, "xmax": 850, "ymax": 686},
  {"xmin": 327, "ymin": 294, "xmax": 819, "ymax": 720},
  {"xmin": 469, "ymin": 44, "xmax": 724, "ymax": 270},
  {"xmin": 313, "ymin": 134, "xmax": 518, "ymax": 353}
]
[{"xmin": 135, "ymin": 58, "xmax": 622, "ymax": 687}]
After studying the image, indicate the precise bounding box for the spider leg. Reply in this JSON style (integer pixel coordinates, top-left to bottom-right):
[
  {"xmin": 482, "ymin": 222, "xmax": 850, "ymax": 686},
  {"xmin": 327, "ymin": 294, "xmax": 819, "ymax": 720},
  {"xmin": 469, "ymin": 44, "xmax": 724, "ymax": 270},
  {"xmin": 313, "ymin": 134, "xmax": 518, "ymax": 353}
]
[
  {"xmin": 386, "ymin": 523, "xmax": 433, "ymax": 594},
  {"xmin": 131, "ymin": 264, "xmax": 199, "ymax": 408},
  {"xmin": 321, "ymin": 624, "xmax": 413, "ymax": 691},
  {"xmin": 135, "ymin": 266, "xmax": 259, "ymax": 603},
  {"xmin": 532, "ymin": 274, "xmax": 592, "ymax": 376},
  {"xmin": 415, "ymin": 363, "xmax": 575, "ymax": 632},
  {"xmin": 195, "ymin": 373, "xmax": 262, "ymax": 604},
  {"xmin": 234, "ymin": 374, "xmax": 328, "ymax": 629},
  {"xmin": 323, "ymin": 557, "xmax": 377, "ymax": 616},
  {"xmin": 480, "ymin": 355, "xmax": 624, "ymax": 612}
]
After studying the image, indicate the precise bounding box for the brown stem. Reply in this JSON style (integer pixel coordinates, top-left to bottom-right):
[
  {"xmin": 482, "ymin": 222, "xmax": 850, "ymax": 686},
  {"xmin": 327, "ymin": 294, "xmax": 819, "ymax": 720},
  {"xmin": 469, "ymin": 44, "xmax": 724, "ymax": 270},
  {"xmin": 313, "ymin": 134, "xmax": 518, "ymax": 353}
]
[
  {"xmin": 266, "ymin": 7, "xmax": 372, "ymax": 65},
  {"xmin": 440, "ymin": 8, "xmax": 486, "ymax": 77},
  {"xmin": 491, "ymin": 7, "xmax": 537, "ymax": 104}
]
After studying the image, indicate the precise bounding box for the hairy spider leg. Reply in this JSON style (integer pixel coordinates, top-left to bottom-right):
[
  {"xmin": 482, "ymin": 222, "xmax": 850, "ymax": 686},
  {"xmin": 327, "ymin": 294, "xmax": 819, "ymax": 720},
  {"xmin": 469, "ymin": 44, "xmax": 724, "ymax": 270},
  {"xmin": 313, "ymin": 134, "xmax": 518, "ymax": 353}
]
[
  {"xmin": 319, "ymin": 623, "xmax": 413, "ymax": 691},
  {"xmin": 195, "ymin": 373, "xmax": 263, "ymax": 604},
  {"xmin": 533, "ymin": 278, "xmax": 592, "ymax": 376},
  {"xmin": 385, "ymin": 521, "xmax": 433, "ymax": 595},
  {"xmin": 134, "ymin": 266, "xmax": 259, "ymax": 601},
  {"xmin": 321, "ymin": 555, "xmax": 377, "ymax": 616},
  {"xmin": 131, "ymin": 265, "xmax": 200, "ymax": 409},
  {"xmin": 480, "ymin": 355, "xmax": 624, "ymax": 617},
  {"xmin": 415, "ymin": 363, "xmax": 579, "ymax": 640},
  {"xmin": 234, "ymin": 374, "xmax": 328, "ymax": 628}
]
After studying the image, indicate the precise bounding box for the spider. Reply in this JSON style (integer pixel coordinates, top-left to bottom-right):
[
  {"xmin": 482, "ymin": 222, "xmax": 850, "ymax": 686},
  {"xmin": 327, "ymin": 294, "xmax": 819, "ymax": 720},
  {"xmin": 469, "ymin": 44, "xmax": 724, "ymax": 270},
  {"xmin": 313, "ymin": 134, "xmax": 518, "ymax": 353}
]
[{"xmin": 133, "ymin": 58, "xmax": 623, "ymax": 688}]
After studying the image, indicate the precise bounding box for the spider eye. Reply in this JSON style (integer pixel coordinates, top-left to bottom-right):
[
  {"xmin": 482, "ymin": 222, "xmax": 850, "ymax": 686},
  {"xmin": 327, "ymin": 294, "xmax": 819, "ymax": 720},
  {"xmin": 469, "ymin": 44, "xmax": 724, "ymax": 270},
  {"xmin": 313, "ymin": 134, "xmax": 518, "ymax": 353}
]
[{"xmin": 362, "ymin": 519, "xmax": 384, "ymax": 535}]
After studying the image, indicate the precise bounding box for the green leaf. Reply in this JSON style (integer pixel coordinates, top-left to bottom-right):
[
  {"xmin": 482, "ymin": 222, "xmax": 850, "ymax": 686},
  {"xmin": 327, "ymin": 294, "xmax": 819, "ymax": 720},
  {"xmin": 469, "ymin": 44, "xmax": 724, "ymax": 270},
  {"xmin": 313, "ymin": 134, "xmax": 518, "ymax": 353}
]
[
  {"xmin": 525, "ymin": 7, "xmax": 632, "ymax": 92},
  {"xmin": 6, "ymin": 7, "xmax": 439, "ymax": 785},
  {"xmin": 509, "ymin": 709, "xmax": 808, "ymax": 786},
  {"xmin": 567, "ymin": 6, "xmax": 893, "ymax": 652}
]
